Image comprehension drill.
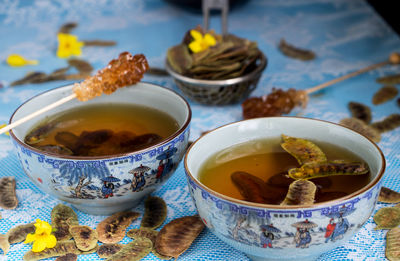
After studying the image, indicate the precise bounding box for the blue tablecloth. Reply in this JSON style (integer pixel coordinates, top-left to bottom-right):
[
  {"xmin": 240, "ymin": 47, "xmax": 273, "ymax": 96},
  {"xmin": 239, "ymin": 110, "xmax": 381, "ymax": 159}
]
[{"xmin": 1, "ymin": 0, "xmax": 399, "ymax": 260}]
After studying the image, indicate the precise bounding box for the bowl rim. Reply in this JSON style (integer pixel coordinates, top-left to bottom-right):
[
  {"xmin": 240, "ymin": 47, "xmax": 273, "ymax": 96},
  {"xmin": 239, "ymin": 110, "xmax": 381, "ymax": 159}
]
[
  {"xmin": 184, "ymin": 116, "xmax": 386, "ymax": 210},
  {"xmin": 9, "ymin": 82, "xmax": 192, "ymax": 160},
  {"xmin": 165, "ymin": 51, "xmax": 267, "ymax": 86}
]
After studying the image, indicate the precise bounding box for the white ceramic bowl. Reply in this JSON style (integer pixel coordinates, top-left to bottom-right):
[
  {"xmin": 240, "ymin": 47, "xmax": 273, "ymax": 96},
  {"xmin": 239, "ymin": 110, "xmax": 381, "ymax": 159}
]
[
  {"xmin": 185, "ymin": 117, "xmax": 385, "ymax": 261},
  {"xmin": 9, "ymin": 83, "xmax": 191, "ymax": 215}
]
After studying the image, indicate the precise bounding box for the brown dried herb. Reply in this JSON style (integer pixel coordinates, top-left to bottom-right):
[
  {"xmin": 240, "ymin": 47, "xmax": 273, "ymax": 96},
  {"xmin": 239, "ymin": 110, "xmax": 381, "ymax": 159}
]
[
  {"xmin": 278, "ymin": 39, "xmax": 316, "ymax": 61},
  {"xmin": 58, "ymin": 22, "xmax": 78, "ymax": 34},
  {"xmin": 372, "ymin": 86, "xmax": 398, "ymax": 105},
  {"xmin": 231, "ymin": 171, "xmax": 269, "ymax": 204},
  {"xmin": 146, "ymin": 67, "xmax": 169, "ymax": 76},
  {"xmin": 348, "ymin": 101, "xmax": 372, "ymax": 124},
  {"xmin": 281, "ymin": 179, "xmax": 316, "ymax": 205},
  {"xmin": 374, "ymin": 207, "xmax": 400, "ymax": 230},
  {"xmin": 82, "ymin": 40, "xmax": 116, "ymax": 46},
  {"xmin": 96, "ymin": 211, "xmax": 140, "ymax": 244},
  {"xmin": 68, "ymin": 58, "xmax": 93, "ymax": 74},
  {"xmin": 339, "ymin": 118, "xmax": 381, "ymax": 143},
  {"xmin": 97, "ymin": 244, "xmax": 123, "ymax": 258},
  {"xmin": 141, "ymin": 196, "xmax": 167, "ymax": 229},
  {"xmin": 386, "ymin": 226, "xmax": 400, "ymax": 261},
  {"xmin": 379, "ymin": 187, "xmax": 400, "ymax": 203},
  {"xmin": 105, "ymin": 238, "xmax": 152, "ymax": 261},
  {"xmin": 0, "ymin": 177, "xmax": 18, "ymax": 209},
  {"xmin": 377, "ymin": 74, "xmax": 400, "ymax": 85},
  {"xmin": 127, "ymin": 227, "xmax": 158, "ymax": 245},
  {"xmin": 371, "ymin": 114, "xmax": 400, "ymax": 133},
  {"xmin": 10, "ymin": 67, "xmax": 71, "ymax": 86}
]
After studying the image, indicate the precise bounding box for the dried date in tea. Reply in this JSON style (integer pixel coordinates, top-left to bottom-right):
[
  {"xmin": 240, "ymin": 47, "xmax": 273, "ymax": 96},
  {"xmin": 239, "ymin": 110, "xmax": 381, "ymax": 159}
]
[
  {"xmin": 97, "ymin": 211, "xmax": 140, "ymax": 244},
  {"xmin": 281, "ymin": 134, "xmax": 327, "ymax": 165},
  {"xmin": 339, "ymin": 118, "xmax": 381, "ymax": 143},
  {"xmin": 371, "ymin": 114, "xmax": 400, "ymax": 133},
  {"xmin": 278, "ymin": 39, "xmax": 316, "ymax": 61},
  {"xmin": 373, "ymin": 86, "xmax": 398, "ymax": 105},
  {"xmin": 141, "ymin": 196, "xmax": 167, "ymax": 229},
  {"xmin": 379, "ymin": 187, "xmax": 400, "ymax": 203},
  {"xmin": 348, "ymin": 102, "xmax": 372, "ymax": 124},
  {"xmin": 374, "ymin": 207, "xmax": 400, "ymax": 230},
  {"xmin": 281, "ymin": 179, "xmax": 317, "ymax": 206},
  {"xmin": 231, "ymin": 171, "xmax": 269, "ymax": 204}
]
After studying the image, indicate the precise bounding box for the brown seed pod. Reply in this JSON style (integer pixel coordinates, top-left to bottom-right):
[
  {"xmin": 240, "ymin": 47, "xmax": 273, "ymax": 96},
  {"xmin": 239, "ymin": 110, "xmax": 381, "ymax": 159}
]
[
  {"xmin": 281, "ymin": 179, "xmax": 317, "ymax": 206},
  {"xmin": 379, "ymin": 187, "xmax": 400, "ymax": 203},
  {"xmin": 0, "ymin": 234, "xmax": 10, "ymax": 255},
  {"xmin": 97, "ymin": 244, "xmax": 124, "ymax": 258},
  {"xmin": 372, "ymin": 86, "xmax": 398, "ymax": 105},
  {"xmin": 51, "ymin": 204, "xmax": 79, "ymax": 241},
  {"xmin": 377, "ymin": 74, "xmax": 400, "ymax": 85},
  {"xmin": 371, "ymin": 114, "xmax": 400, "ymax": 133},
  {"xmin": 339, "ymin": 118, "xmax": 381, "ymax": 143},
  {"xmin": 127, "ymin": 227, "xmax": 158, "ymax": 245},
  {"xmin": 96, "ymin": 211, "xmax": 140, "ymax": 244},
  {"xmin": 386, "ymin": 226, "xmax": 400, "ymax": 261},
  {"xmin": 281, "ymin": 134, "xmax": 327, "ymax": 165},
  {"xmin": 373, "ymin": 207, "xmax": 400, "ymax": 230},
  {"xmin": 141, "ymin": 196, "xmax": 167, "ymax": 229},
  {"xmin": 0, "ymin": 177, "xmax": 18, "ymax": 209},
  {"xmin": 105, "ymin": 237, "xmax": 153, "ymax": 261},
  {"xmin": 55, "ymin": 253, "xmax": 78, "ymax": 261},
  {"xmin": 278, "ymin": 39, "xmax": 316, "ymax": 61},
  {"xmin": 155, "ymin": 216, "xmax": 204, "ymax": 258},
  {"xmin": 348, "ymin": 101, "xmax": 372, "ymax": 124},
  {"xmin": 69, "ymin": 225, "xmax": 98, "ymax": 251},
  {"xmin": 6, "ymin": 222, "xmax": 35, "ymax": 244}
]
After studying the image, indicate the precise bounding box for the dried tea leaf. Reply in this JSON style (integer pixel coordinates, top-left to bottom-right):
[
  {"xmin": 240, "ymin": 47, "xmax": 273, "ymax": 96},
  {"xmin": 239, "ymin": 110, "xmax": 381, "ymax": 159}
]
[
  {"xmin": 348, "ymin": 101, "xmax": 372, "ymax": 124},
  {"xmin": 106, "ymin": 237, "xmax": 152, "ymax": 261},
  {"xmin": 371, "ymin": 114, "xmax": 400, "ymax": 133},
  {"xmin": 127, "ymin": 227, "xmax": 158, "ymax": 245},
  {"xmin": 97, "ymin": 211, "xmax": 140, "ymax": 244},
  {"xmin": 231, "ymin": 171, "xmax": 269, "ymax": 204},
  {"xmin": 68, "ymin": 58, "xmax": 93, "ymax": 74},
  {"xmin": 58, "ymin": 22, "xmax": 78, "ymax": 34},
  {"xmin": 0, "ymin": 234, "xmax": 10, "ymax": 255},
  {"xmin": 10, "ymin": 72, "xmax": 47, "ymax": 86},
  {"xmin": 373, "ymin": 86, "xmax": 398, "ymax": 105},
  {"xmin": 6, "ymin": 222, "xmax": 35, "ymax": 244},
  {"xmin": 36, "ymin": 145, "xmax": 74, "ymax": 156},
  {"xmin": 167, "ymin": 44, "xmax": 192, "ymax": 74},
  {"xmin": 280, "ymin": 179, "xmax": 316, "ymax": 206},
  {"xmin": 377, "ymin": 74, "xmax": 400, "ymax": 85},
  {"xmin": 55, "ymin": 253, "xmax": 78, "ymax": 261},
  {"xmin": 374, "ymin": 207, "xmax": 400, "ymax": 230},
  {"xmin": 379, "ymin": 187, "xmax": 400, "ymax": 203},
  {"xmin": 155, "ymin": 216, "xmax": 204, "ymax": 258},
  {"xmin": 141, "ymin": 196, "xmax": 167, "ymax": 229},
  {"xmin": 51, "ymin": 204, "xmax": 79, "ymax": 241},
  {"xmin": 386, "ymin": 226, "xmax": 400, "ymax": 261},
  {"xmin": 0, "ymin": 177, "xmax": 18, "ymax": 209},
  {"xmin": 97, "ymin": 244, "xmax": 124, "ymax": 258},
  {"xmin": 288, "ymin": 161, "xmax": 369, "ymax": 180},
  {"xmin": 278, "ymin": 39, "xmax": 316, "ymax": 61},
  {"xmin": 69, "ymin": 225, "xmax": 98, "ymax": 251},
  {"xmin": 339, "ymin": 118, "xmax": 381, "ymax": 143},
  {"xmin": 281, "ymin": 134, "xmax": 327, "ymax": 165},
  {"xmin": 83, "ymin": 40, "xmax": 117, "ymax": 46}
]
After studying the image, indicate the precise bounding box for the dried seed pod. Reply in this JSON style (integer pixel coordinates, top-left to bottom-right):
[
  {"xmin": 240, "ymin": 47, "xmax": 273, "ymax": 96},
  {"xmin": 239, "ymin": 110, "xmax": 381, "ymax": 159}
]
[
  {"xmin": 155, "ymin": 216, "xmax": 204, "ymax": 259},
  {"xmin": 372, "ymin": 86, "xmax": 398, "ymax": 105},
  {"xmin": 153, "ymin": 250, "xmax": 173, "ymax": 260},
  {"xmin": 127, "ymin": 228, "xmax": 158, "ymax": 245},
  {"xmin": 55, "ymin": 253, "xmax": 78, "ymax": 261},
  {"xmin": 278, "ymin": 39, "xmax": 316, "ymax": 61},
  {"xmin": 69, "ymin": 225, "xmax": 98, "ymax": 251},
  {"xmin": 0, "ymin": 177, "xmax": 18, "ymax": 209},
  {"xmin": 281, "ymin": 179, "xmax": 317, "ymax": 206},
  {"xmin": 386, "ymin": 226, "xmax": 400, "ymax": 261},
  {"xmin": 374, "ymin": 207, "xmax": 400, "ymax": 230},
  {"xmin": 288, "ymin": 161, "xmax": 369, "ymax": 180},
  {"xmin": 105, "ymin": 237, "xmax": 152, "ymax": 261},
  {"xmin": 51, "ymin": 204, "xmax": 79, "ymax": 241},
  {"xmin": 339, "ymin": 118, "xmax": 381, "ymax": 143},
  {"xmin": 371, "ymin": 114, "xmax": 400, "ymax": 133},
  {"xmin": 231, "ymin": 171, "xmax": 269, "ymax": 204},
  {"xmin": 97, "ymin": 211, "xmax": 140, "ymax": 244},
  {"xmin": 82, "ymin": 40, "xmax": 116, "ymax": 47},
  {"xmin": 379, "ymin": 187, "xmax": 400, "ymax": 203},
  {"xmin": 281, "ymin": 134, "xmax": 327, "ymax": 165},
  {"xmin": 58, "ymin": 22, "xmax": 78, "ymax": 34},
  {"xmin": 68, "ymin": 58, "xmax": 93, "ymax": 74},
  {"xmin": 348, "ymin": 101, "xmax": 372, "ymax": 124},
  {"xmin": 377, "ymin": 74, "xmax": 400, "ymax": 85},
  {"xmin": 6, "ymin": 222, "xmax": 35, "ymax": 244},
  {"xmin": 0, "ymin": 234, "xmax": 10, "ymax": 255},
  {"xmin": 97, "ymin": 244, "xmax": 124, "ymax": 259},
  {"xmin": 141, "ymin": 196, "xmax": 167, "ymax": 229}
]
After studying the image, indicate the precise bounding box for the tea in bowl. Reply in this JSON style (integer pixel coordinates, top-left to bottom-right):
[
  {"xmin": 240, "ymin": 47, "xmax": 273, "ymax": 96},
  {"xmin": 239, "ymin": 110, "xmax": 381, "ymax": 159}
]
[
  {"xmin": 9, "ymin": 82, "xmax": 191, "ymax": 215},
  {"xmin": 184, "ymin": 117, "xmax": 385, "ymax": 261}
]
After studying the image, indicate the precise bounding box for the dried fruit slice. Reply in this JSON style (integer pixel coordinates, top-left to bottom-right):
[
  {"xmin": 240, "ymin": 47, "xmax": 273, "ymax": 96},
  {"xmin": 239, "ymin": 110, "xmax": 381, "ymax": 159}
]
[
  {"xmin": 69, "ymin": 225, "xmax": 98, "ymax": 251},
  {"xmin": 0, "ymin": 177, "xmax": 18, "ymax": 209},
  {"xmin": 55, "ymin": 253, "xmax": 78, "ymax": 261},
  {"xmin": 141, "ymin": 197, "xmax": 167, "ymax": 229},
  {"xmin": 154, "ymin": 216, "xmax": 204, "ymax": 258},
  {"xmin": 374, "ymin": 207, "xmax": 400, "ymax": 230},
  {"xmin": 106, "ymin": 237, "xmax": 152, "ymax": 261},
  {"xmin": 281, "ymin": 180, "xmax": 317, "ymax": 206},
  {"xmin": 371, "ymin": 114, "xmax": 400, "ymax": 133},
  {"xmin": 97, "ymin": 244, "xmax": 124, "ymax": 259},
  {"xmin": 51, "ymin": 204, "xmax": 79, "ymax": 241},
  {"xmin": 6, "ymin": 222, "xmax": 35, "ymax": 244},
  {"xmin": 348, "ymin": 101, "xmax": 372, "ymax": 124},
  {"xmin": 379, "ymin": 187, "xmax": 400, "ymax": 203},
  {"xmin": 386, "ymin": 226, "xmax": 400, "ymax": 261},
  {"xmin": 281, "ymin": 134, "xmax": 327, "ymax": 165},
  {"xmin": 278, "ymin": 39, "xmax": 316, "ymax": 61},
  {"xmin": 339, "ymin": 118, "xmax": 381, "ymax": 143},
  {"xmin": 288, "ymin": 162, "xmax": 369, "ymax": 180},
  {"xmin": 377, "ymin": 74, "xmax": 400, "ymax": 85},
  {"xmin": 97, "ymin": 211, "xmax": 140, "ymax": 244},
  {"xmin": 372, "ymin": 86, "xmax": 398, "ymax": 105}
]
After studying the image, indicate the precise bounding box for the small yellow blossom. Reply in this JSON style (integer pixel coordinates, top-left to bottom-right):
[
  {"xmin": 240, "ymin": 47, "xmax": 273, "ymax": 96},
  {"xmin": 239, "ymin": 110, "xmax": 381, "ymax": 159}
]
[
  {"xmin": 56, "ymin": 33, "xmax": 84, "ymax": 59},
  {"xmin": 188, "ymin": 30, "xmax": 217, "ymax": 53},
  {"xmin": 6, "ymin": 54, "xmax": 38, "ymax": 67},
  {"xmin": 24, "ymin": 219, "xmax": 57, "ymax": 252},
  {"xmin": 0, "ymin": 124, "xmax": 9, "ymax": 136}
]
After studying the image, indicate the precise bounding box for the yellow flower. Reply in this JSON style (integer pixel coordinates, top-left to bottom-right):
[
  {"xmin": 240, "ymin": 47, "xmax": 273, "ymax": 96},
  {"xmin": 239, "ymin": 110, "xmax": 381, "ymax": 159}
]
[
  {"xmin": 6, "ymin": 54, "xmax": 38, "ymax": 67},
  {"xmin": 188, "ymin": 30, "xmax": 217, "ymax": 53},
  {"xmin": 56, "ymin": 33, "xmax": 84, "ymax": 58},
  {"xmin": 0, "ymin": 124, "xmax": 9, "ymax": 136},
  {"xmin": 24, "ymin": 219, "xmax": 57, "ymax": 252}
]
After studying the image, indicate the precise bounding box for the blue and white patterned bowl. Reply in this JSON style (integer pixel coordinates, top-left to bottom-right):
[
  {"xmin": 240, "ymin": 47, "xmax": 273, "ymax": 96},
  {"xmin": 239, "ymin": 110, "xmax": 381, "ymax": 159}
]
[
  {"xmin": 184, "ymin": 117, "xmax": 385, "ymax": 261},
  {"xmin": 9, "ymin": 82, "xmax": 191, "ymax": 215}
]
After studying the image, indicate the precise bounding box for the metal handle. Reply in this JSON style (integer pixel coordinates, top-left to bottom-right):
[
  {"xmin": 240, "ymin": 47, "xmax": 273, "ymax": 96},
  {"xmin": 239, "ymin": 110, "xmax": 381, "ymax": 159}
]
[{"xmin": 202, "ymin": 0, "xmax": 229, "ymax": 35}]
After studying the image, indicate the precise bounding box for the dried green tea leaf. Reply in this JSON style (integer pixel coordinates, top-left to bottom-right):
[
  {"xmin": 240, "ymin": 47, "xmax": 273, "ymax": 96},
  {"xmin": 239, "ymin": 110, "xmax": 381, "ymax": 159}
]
[
  {"xmin": 281, "ymin": 134, "xmax": 327, "ymax": 165},
  {"xmin": 68, "ymin": 58, "xmax": 93, "ymax": 74},
  {"xmin": 58, "ymin": 22, "xmax": 78, "ymax": 34},
  {"xmin": 280, "ymin": 179, "xmax": 316, "ymax": 206},
  {"xmin": 386, "ymin": 226, "xmax": 400, "ymax": 261},
  {"xmin": 10, "ymin": 72, "xmax": 47, "ymax": 86},
  {"xmin": 6, "ymin": 222, "xmax": 35, "ymax": 244},
  {"xmin": 278, "ymin": 39, "xmax": 315, "ymax": 61},
  {"xmin": 231, "ymin": 171, "xmax": 269, "ymax": 204},
  {"xmin": 371, "ymin": 114, "xmax": 400, "ymax": 133},
  {"xmin": 69, "ymin": 225, "xmax": 98, "ymax": 251},
  {"xmin": 155, "ymin": 216, "xmax": 204, "ymax": 258},
  {"xmin": 373, "ymin": 86, "xmax": 398, "ymax": 105},
  {"xmin": 339, "ymin": 118, "xmax": 381, "ymax": 143},
  {"xmin": 97, "ymin": 211, "xmax": 140, "ymax": 244},
  {"xmin": 141, "ymin": 196, "xmax": 167, "ymax": 229},
  {"xmin": 97, "ymin": 244, "xmax": 124, "ymax": 259},
  {"xmin": 0, "ymin": 234, "xmax": 10, "ymax": 254},
  {"xmin": 106, "ymin": 237, "xmax": 152, "ymax": 261},
  {"xmin": 127, "ymin": 227, "xmax": 158, "ymax": 245},
  {"xmin": 348, "ymin": 101, "xmax": 372, "ymax": 124},
  {"xmin": 55, "ymin": 253, "xmax": 78, "ymax": 261},
  {"xmin": 374, "ymin": 207, "xmax": 400, "ymax": 230},
  {"xmin": 379, "ymin": 187, "xmax": 400, "ymax": 203},
  {"xmin": 51, "ymin": 204, "xmax": 79, "ymax": 241},
  {"xmin": 377, "ymin": 74, "xmax": 400, "ymax": 85},
  {"xmin": 0, "ymin": 177, "xmax": 18, "ymax": 209},
  {"xmin": 83, "ymin": 40, "xmax": 117, "ymax": 46},
  {"xmin": 288, "ymin": 161, "xmax": 369, "ymax": 180},
  {"xmin": 167, "ymin": 44, "xmax": 192, "ymax": 74}
]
